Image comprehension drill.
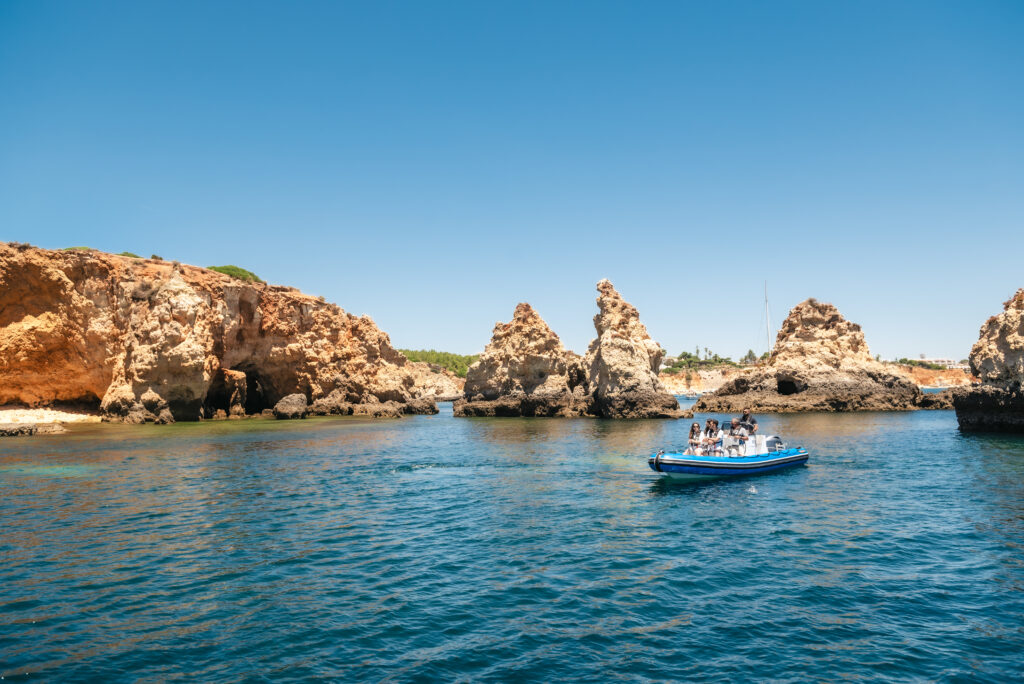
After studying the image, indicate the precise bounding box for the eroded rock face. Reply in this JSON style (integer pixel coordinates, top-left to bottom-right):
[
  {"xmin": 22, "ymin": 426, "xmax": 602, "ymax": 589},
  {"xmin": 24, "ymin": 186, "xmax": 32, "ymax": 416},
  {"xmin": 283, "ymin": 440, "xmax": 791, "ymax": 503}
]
[
  {"xmin": 454, "ymin": 303, "xmax": 588, "ymax": 417},
  {"xmin": 954, "ymin": 289, "xmax": 1024, "ymax": 432},
  {"xmin": 0, "ymin": 243, "xmax": 437, "ymax": 421},
  {"xmin": 404, "ymin": 362, "xmax": 464, "ymax": 402},
  {"xmin": 455, "ymin": 284, "xmax": 685, "ymax": 419},
  {"xmin": 695, "ymin": 299, "xmax": 928, "ymax": 412},
  {"xmin": 584, "ymin": 280, "xmax": 683, "ymax": 418}
]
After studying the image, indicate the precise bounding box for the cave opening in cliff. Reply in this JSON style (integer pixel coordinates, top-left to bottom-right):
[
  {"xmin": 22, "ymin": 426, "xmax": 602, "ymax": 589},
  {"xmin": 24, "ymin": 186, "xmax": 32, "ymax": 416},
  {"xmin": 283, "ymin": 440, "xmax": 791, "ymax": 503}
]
[
  {"xmin": 777, "ymin": 379, "xmax": 806, "ymax": 395},
  {"xmin": 203, "ymin": 372, "xmax": 233, "ymax": 417},
  {"xmin": 241, "ymin": 368, "xmax": 271, "ymax": 414},
  {"xmin": 204, "ymin": 385, "xmax": 229, "ymax": 416}
]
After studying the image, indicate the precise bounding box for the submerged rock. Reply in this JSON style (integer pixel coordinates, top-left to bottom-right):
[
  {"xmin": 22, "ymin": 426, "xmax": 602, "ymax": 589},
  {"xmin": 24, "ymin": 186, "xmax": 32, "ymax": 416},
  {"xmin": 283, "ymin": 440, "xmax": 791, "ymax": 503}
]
[
  {"xmin": 455, "ymin": 284, "xmax": 686, "ymax": 419},
  {"xmin": 954, "ymin": 289, "xmax": 1024, "ymax": 432},
  {"xmin": 695, "ymin": 299, "xmax": 928, "ymax": 413},
  {"xmin": 0, "ymin": 243, "xmax": 438, "ymax": 422},
  {"xmin": 0, "ymin": 422, "xmax": 67, "ymax": 437}
]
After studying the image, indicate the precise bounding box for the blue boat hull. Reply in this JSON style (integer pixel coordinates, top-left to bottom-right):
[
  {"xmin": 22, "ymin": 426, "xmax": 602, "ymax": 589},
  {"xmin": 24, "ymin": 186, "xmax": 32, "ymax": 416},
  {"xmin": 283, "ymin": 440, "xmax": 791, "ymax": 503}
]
[{"xmin": 648, "ymin": 448, "xmax": 809, "ymax": 480}]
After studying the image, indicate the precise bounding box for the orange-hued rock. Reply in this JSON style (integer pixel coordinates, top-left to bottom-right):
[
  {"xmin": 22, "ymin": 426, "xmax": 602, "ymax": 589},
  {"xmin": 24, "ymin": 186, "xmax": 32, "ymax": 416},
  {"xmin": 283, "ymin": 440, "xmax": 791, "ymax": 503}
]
[
  {"xmin": 954, "ymin": 289, "xmax": 1024, "ymax": 432},
  {"xmin": 455, "ymin": 281, "xmax": 686, "ymax": 419},
  {"xmin": 657, "ymin": 367, "xmax": 746, "ymax": 394},
  {"xmin": 0, "ymin": 243, "xmax": 437, "ymax": 421},
  {"xmin": 454, "ymin": 303, "xmax": 589, "ymax": 417},
  {"xmin": 584, "ymin": 280, "xmax": 683, "ymax": 418},
  {"xmin": 894, "ymin": 365, "xmax": 977, "ymax": 388},
  {"xmin": 695, "ymin": 299, "xmax": 930, "ymax": 412}
]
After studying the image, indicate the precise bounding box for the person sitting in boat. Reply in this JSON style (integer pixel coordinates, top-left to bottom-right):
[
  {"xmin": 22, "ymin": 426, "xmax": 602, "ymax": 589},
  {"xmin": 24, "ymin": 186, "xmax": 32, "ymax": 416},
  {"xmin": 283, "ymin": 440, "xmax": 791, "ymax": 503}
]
[
  {"xmin": 726, "ymin": 418, "xmax": 749, "ymax": 456},
  {"xmin": 738, "ymin": 408, "xmax": 758, "ymax": 433},
  {"xmin": 703, "ymin": 419, "xmax": 724, "ymax": 455},
  {"xmin": 685, "ymin": 422, "xmax": 703, "ymax": 455}
]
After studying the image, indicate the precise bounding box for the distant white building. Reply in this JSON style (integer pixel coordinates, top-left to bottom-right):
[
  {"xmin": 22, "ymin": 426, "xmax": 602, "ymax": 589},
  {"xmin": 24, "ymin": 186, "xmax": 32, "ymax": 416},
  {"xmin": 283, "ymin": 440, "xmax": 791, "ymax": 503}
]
[{"xmin": 919, "ymin": 357, "xmax": 969, "ymax": 370}]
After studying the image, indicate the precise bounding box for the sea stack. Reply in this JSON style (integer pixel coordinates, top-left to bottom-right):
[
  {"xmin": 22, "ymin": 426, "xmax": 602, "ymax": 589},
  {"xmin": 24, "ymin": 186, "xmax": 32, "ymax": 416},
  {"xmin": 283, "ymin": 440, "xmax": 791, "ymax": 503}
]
[
  {"xmin": 455, "ymin": 281, "xmax": 686, "ymax": 419},
  {"xmin": 0, "ymin": 243, "xmax": 440, "ymax": 422},
  {"xmin": 584, "ymin": 279, "xmax": 683, "ymax": 418},
  {"xmin": 953, "ymin": 289, "xmax": 1024, "ymax": 432},
  {"xmin": 694, "ymin": 298, "xmax": 925, "ymax": 412},
  {"xmin": 453, "ymin": 303, "xmax": 588, "ymax": 417}
]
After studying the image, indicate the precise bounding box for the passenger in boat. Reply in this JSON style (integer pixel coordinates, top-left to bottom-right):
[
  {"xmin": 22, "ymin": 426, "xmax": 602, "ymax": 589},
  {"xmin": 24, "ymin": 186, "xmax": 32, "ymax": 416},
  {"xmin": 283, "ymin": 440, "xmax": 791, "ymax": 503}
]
[
  {"xmin": 704, "ymin": 419, "xmax": 724, "ymax": 455},
  {"xmin": 727, "ymin": 418, "xmax": 749, "ymax": 456},
  {"xmin": 729, "ymin": 418, "xmax": 749, "ymax": 439},
  {"xmin": 700, "ymin": 419, "xmax": 714, "ymax": 452},
  {"xmin": 686, "ymin": 422, "xmax": 703, "ymax": 455},
  {"xmin": 738, "ymin": 408, "xmax": 758, "ymax": 433}
]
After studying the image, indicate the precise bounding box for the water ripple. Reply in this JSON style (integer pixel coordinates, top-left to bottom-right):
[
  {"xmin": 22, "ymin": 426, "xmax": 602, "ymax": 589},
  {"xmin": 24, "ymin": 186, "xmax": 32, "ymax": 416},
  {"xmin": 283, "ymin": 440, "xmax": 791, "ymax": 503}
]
[{"xmin": 1, "ymin": 410, "xmax": 1023, "ymax": 680}]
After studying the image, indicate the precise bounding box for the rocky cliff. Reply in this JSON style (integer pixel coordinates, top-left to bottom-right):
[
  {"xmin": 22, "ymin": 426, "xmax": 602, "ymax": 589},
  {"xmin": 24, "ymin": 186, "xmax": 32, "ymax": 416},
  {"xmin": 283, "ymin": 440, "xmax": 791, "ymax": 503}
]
[
  {"xmin": 454, "ymin": 281, "xmax": 685, "ymax": 419},
  {"xmin": 953, "ymin": 289, "xmax": 1024, "ymax": 432},
  {"xmin": 657, "ymin": 367, "xmax": 744, "ymax": 395},
  {"xmin": 694, "ymin": 299, "xmax": 930, "ymax": 412},
  {"xmin": 895, "ymin": 365, "xmax": 977, "ymax": 388},
  {"xmin": 0, "ymin": 243, "xmax": 438, "ymax": 422}
]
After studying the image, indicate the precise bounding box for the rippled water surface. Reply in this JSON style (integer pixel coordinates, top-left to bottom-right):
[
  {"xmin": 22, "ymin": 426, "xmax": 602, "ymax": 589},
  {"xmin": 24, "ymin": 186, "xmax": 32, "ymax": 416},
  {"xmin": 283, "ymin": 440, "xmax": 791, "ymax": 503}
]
[{"xmin": 2, "ymin": 404, "xmax": 1024, "ymax": 681}]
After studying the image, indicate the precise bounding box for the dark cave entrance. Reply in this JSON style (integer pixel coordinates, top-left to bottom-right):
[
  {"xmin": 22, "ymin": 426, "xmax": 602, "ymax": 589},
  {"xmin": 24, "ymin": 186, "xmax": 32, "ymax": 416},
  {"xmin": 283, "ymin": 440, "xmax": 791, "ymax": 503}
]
[
  {"xmin": 203, "ymin": 374, "xmax": 233, "ymax": 416},
  {"xmin": 241, "ymin": 368, "xmax": 272, "ymax": 414},
  {"xmin": 202, "ymin": 366, "xmax": 273, "ymax": 417},
  {"xmin": 776, "ymin": 378, "xmax": 807, "ymax": 396}
]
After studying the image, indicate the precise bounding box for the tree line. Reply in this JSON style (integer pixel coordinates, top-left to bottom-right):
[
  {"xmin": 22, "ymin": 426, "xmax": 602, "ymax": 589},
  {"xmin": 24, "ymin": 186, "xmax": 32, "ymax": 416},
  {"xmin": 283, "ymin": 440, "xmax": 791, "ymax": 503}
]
[{"xmin": 399, "ymin": 350, "xmax": 480, "ymax": 378}]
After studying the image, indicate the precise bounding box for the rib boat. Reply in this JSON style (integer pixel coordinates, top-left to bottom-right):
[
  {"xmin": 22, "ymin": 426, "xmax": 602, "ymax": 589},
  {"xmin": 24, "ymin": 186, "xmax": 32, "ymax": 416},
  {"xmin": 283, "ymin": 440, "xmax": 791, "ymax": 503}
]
[{"xmin": 649, "ymin": 435, "xmax": 809, "ymax": 481}]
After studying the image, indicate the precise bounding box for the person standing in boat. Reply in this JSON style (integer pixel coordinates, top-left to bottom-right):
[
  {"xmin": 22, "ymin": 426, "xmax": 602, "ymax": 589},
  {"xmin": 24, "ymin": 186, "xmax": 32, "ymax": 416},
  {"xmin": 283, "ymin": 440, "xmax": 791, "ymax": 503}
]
[
  {"xmin": 686, "ymin": 422, "xmax": 703, "ymax": 455},
  {"xmin": 738, "ymin": 408, "xmax": 758, "ymax": 433},
  {"xmin": 727, "ymin": 418, "xmax": 749, "ymax": 456}
]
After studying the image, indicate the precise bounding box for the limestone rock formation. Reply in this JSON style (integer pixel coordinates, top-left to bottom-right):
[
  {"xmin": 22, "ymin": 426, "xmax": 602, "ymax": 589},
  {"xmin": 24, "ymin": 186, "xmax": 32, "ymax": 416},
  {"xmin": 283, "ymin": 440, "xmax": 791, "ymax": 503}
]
[
  {"xmin": 584, "ymin": 279, "xmax": 683, "ymax": 418},
  {"xmin": 404, "ymin": 362, "xmax": 464, "ymax": 401},
  {"xmin": 309, "ymin": 393, "xmax": 438, "ymax": 417},
  {"xmin": 695, "ymin": 299, "xmax": 930, "ymax": 412},
  {"xmin": 0, "ymin": 243, "xmax": 438, "ymax": 422},
  {"xmin": 454, "ymin": 303, "xmax": 589, "ymax": 417},
  {"xmin": 953, "ymin": 289, "xmax": 1024, "ymax": 432},
  {"xmin": 656, "ymin": 368, "xmax": 740, "ymax": 395},
  {"xmin": 455, "ymin": 283, "xmax": 686, "ymax": 419},
  {"xmin": 918, "ymin": 390, "xmax": 954, "ymax": 410},
  {"xmin": 0, "ymin": 423, "xmax": 67, "ymax": 437},
  {"xmin": 273, "ymin": 394, "xmax": 308, "ymax": 419}
]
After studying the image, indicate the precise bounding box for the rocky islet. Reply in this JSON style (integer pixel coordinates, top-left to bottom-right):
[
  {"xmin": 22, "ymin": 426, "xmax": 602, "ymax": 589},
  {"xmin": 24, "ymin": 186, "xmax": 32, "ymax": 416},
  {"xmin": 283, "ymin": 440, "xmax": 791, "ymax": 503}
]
[
  {"xmin": 953, "ymin": 289, "xmax": 1024, "ymax": 432},
  {"xmin": 454, "ymin": 280, "xmax": 686, "ymax": 419},
  {"xmin": 694, "ymin": 298, "xmax": 938, "ymax": 413}
]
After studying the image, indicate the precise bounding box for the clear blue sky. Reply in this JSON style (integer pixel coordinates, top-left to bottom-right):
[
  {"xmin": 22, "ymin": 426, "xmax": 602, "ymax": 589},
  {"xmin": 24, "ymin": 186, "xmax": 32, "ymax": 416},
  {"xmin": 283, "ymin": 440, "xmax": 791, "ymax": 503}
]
[{"xmin": 2, "ymin": 1, "xmax": 1022, "ymax": 360}]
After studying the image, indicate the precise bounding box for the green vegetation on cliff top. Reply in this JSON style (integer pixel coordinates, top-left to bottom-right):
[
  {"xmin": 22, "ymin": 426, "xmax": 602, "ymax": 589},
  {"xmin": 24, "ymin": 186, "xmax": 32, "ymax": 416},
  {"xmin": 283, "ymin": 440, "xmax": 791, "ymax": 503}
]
[
  {"xmin": 894, "ymin": 358, "xmax": 947, "ymax": 371},
  {"xmin": 399, "ymin": 350, "xmax": 479, "ymax": 378},
  {"xmin": 660, "ymin": 348, "xmax": 770, "ymax": 375},
  {"xmin": 207, "ymin": 265, "xmax": 263, "ymax": 283}
]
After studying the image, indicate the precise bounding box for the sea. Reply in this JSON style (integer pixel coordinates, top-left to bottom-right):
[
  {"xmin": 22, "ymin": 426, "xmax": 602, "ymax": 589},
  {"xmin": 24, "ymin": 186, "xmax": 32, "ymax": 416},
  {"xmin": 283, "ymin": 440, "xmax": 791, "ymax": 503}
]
[{"xmin": 2, "ymin": 401, "xmax": 1023, "ymax": 681}]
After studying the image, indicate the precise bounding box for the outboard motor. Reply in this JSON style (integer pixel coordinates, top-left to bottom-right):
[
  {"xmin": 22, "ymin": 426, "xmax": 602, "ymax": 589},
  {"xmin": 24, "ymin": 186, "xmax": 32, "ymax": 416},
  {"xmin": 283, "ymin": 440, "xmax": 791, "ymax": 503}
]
[{"xmin": 765, "ymin": 435, "xmax": 786, "ymax": 452}]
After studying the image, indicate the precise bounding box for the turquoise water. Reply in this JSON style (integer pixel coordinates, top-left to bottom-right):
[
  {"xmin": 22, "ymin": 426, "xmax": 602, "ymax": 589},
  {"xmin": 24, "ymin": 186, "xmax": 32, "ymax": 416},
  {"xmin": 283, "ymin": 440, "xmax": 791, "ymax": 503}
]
[{"xmin": 2, "ymin": 404, "xmax": 1023, "ymax": 681}]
